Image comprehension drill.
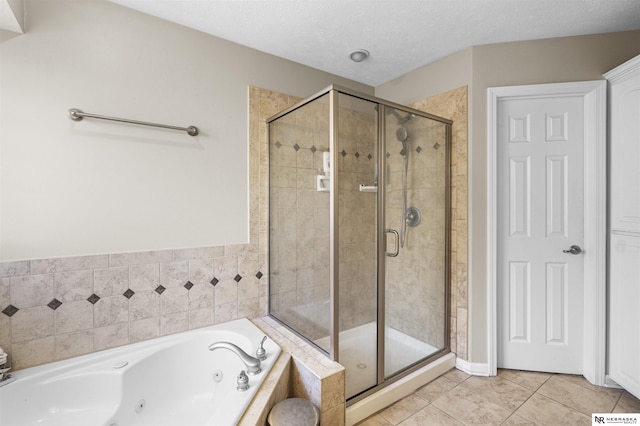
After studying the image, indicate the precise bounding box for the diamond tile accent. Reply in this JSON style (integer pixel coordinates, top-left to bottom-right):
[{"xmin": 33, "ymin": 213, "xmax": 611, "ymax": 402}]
[
  {"xmin": 256, "ymin": 271, "xmax": 263, "ymax": 279},
  {"xmin": 234, "ymin": 274, "xmax": 242, "ymax": 283},
  {"xmin": 123, "ymin": 289, "xmax": 135, "ymax": 299},
  {"xmin": 2, "ymin": 305, "xmax": 18, "ymax": 317},
  {"xmin": 355, "ymin": 152, "xmax": 360, "ymax": 158},
  {"xmin": 293, "ymin": 143, "xmax": 300, "ymax": 151},
  {"xmin": 47, "ymin": 298, "xmax": 62, "ymax": 310},
  {"xmin": 386, "ymin": 152, "xmax": 391, "ymax": 158},
  {"xmin": 275, "ymin": 141, "xmax": 282, "ymax": 149},
  {"xmin": 433, "ymin": 142, "xmax": 440, "ymax": 150},
  {"xmin": 310, "ymin": 145, "xmax": 317, "ymax": 153},
  {"xmin": 416, "ymin": 146, "xmax": 423, "ymax": 153},
  {"xmin": 210, "ymin": 277, "xmax": 219, "ymax": 287},
  {"xmin": 341, "ymin": 150, "xmax": 347, "ymax": 157},
  {"xmin": 87, "ymin": 293, "xmax": 101, "ymax": 304},
  {"xmin": 184, "ymin": 281, "xmax": 194, "ymax": 290},
  {"xmin": 368, "ymin": 154, "xmax": 372, "ymax": 160},
  {"xmin": 155, "ymin": 285, "xmax": 166, "ymax": 295},
  {"xmin": 400, "ymin": 149, "xmax": 406, "ymax": 156}
]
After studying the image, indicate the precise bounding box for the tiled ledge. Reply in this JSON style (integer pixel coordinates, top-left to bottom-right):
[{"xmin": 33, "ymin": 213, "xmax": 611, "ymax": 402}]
[
  {"xmin": 239, "ymin": 346, "xmax": 292, "ymax": 426},
  {"xmin": 252, "ymin": 316, "xmax": 346, "ymax": 426}
]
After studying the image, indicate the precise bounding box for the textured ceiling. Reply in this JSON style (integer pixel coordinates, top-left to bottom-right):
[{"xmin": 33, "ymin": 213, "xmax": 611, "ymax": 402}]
[{"xmin": 109, "ymin": 0, "xmax": 640, "ymax": 86}]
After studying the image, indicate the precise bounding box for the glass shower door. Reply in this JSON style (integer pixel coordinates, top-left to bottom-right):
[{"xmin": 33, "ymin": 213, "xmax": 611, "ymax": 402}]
[
  {"xmin": 336, "ymin": 93, "xmax": 379, "ymax": 399},
  {"xmin": 383, "ymin": 107, "xmax": 449, "ymax": 378},
  {"xmin": 269, "ymin": 93, "xmax": 332, "ymax": 352}
]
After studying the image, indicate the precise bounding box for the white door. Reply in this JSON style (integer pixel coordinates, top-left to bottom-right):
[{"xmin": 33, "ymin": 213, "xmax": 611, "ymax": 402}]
[
  {"xmin": 609, "ymin": 234, "xmax": 640, "ymax": 398},
  {"xmin": 497, "ymin": 95, "xmax": 585, "ymax": 373},
  {"xmin": 606, "ymin": 54, "xmax": 640, "ymax": 399}
]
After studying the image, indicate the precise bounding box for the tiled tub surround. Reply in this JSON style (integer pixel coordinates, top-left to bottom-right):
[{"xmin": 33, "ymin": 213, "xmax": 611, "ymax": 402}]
[
  {"xmin": 0, "ymin": 249, "xmax": 268, "ymax": 370},
  {"xmin": 253, "ymin": 316, "xmax": 346, "ymax": 426}
]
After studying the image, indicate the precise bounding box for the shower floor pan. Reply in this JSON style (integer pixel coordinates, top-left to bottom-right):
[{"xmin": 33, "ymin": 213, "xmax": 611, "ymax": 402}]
[{"xmin": 316, "ymin": 322, "xmax": 439, "ymax": 398}]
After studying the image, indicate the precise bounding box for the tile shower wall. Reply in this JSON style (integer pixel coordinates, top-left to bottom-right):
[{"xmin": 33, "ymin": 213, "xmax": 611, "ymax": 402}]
[
  {"xmin": 384, "ymin": 117, "xmax": 449, "ymax": 348},
  {"xmin": 267, "ymin": 87, "xmax": 468, "ymax": 357},
  {"xmin": 268, "ymin": 97, "xmax": 332, "ymax": 340},
  {"xmin": 269, "ymin": 95, "xmax": 379, "ymax": 338},
  {"xmin": 411, "ymin": 86, "xmax": 469, "ymax": 360},
  {"xmin": 336, "ymin": 103, "xmax": 378, "ymax": 332}
]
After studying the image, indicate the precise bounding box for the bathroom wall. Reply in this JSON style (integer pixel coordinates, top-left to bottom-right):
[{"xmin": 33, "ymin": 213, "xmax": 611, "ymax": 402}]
[
  {"xmin": 0, "ymin": 0, "xmax": 373, "ymax": 370},
  {"xmin": 376, "ymin": 48, "xmax": 473, "ymax": 105},
  {"xmin": 377, "ymin": 29, "xmax": 640, "ymax": 365},
  {"xmin": 0, "ymin": 0, "xmax": 372, "ymax": 261},
  {"xmin": 0, "ymin": 85, "xmax": 281, "ymax": 370}
]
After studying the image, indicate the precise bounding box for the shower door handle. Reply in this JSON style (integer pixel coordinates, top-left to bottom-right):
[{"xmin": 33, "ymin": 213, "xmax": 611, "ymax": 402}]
[{"xmin": 385, "ymin": 229, "xmax": 399, "ymax": 257}]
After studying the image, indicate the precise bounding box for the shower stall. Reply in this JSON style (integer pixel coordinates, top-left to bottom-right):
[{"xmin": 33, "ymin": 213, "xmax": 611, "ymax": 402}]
[{"xmin": 268, "ymin": 85, "xmax": 451, "ymax": 401}]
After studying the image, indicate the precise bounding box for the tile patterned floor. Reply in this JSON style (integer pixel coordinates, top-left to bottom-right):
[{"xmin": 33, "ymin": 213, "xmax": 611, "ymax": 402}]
[{"xmin": 356, "ymin": 368, "xmax": 640, "ymax": 425}]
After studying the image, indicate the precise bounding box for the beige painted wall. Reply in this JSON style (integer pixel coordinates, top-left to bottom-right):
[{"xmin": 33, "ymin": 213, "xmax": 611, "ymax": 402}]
[
  {"xmin": 0, "ymin": 0, "xmax": 371, "ymax": 261},
  {"xmin": 375, "ymin": 48, "xmax": 473, "ymax": 105},
  {"xmin": 377, "ymin": 29, "xmax": 640, "ymax": 365}
]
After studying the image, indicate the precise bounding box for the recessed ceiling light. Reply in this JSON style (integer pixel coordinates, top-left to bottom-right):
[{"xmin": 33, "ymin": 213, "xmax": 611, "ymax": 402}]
[{"xmin": 349, "ymin": 49, "xmax": 370, "ymax": 63}]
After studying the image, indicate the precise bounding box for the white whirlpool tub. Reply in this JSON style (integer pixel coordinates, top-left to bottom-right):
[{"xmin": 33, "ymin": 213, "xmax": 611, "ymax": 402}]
[{"xmin": 0, "ymin": 318, "xmax": 281, "ymax": 426}]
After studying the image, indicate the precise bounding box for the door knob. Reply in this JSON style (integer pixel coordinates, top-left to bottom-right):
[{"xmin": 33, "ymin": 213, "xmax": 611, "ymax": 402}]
[{"xmin": 562, "ymin": 245, "xmax": 582, "ymax": 255}]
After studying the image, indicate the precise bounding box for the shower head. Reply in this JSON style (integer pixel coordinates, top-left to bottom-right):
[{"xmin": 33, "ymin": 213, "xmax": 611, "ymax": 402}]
[
  {"xmin": 383, "ymin": 108, "xmax": 415, "ymax": 125},
  {"xmin": 396, "ymin": 126, "xmax": 409, "ymax": 142},
  {"xmin": 398, "ymin": 113, "xmax": 415, "ymax": 124}
]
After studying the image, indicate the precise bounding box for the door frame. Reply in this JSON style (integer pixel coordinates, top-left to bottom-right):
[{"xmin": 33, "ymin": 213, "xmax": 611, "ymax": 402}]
[{"xmin": 487, "ymin": 81, "xmax": 607, "ymax": 385}]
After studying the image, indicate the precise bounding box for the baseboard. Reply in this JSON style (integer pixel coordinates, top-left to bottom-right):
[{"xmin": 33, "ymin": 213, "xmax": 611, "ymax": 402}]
[{"xmin": 455, "ymin": 357, "xmax": 491, "ymax": 376}]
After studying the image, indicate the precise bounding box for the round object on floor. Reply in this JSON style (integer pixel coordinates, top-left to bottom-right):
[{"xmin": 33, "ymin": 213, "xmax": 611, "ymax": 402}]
[{"xmin": 267, "ymin": 398, "xmax": 320, "ymax": 426}]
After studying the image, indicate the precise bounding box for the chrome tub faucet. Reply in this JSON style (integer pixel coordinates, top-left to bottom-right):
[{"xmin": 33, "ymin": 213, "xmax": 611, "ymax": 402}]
[{"xmin": 208, "ymin": 341, "xmax": 262, "ymax": 375}]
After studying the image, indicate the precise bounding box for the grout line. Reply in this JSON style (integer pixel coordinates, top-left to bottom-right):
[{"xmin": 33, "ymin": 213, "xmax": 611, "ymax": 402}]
[
  {"xmin": 534, "ymin": 389, "xmax": 596, "ymax": 419},
  {"xmin": 611, "ymin": 390, "xmax": 625, "ymax": 413},
  {"xmin": 502, "ymin": 390, "xmax": 537, "ymax": 424},
  {"xmin": 497, "ymin": 369, "xmax": 553, "ymax": 392}
]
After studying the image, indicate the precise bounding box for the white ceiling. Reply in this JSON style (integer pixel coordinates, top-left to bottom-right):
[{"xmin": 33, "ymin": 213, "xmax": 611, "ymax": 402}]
[{"xmin": 110, "ymin": 0, "xmax": 640, "ymax": 86}]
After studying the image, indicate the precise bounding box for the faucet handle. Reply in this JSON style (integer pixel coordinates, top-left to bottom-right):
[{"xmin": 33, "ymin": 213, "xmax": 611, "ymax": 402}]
[
  {"xmin": 237, "ymin": 370, "xmax": 249, "ymax": 392},
  {"xmin": 256, "ymin": 335, "xmax": 267, "ymax": 361}
]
